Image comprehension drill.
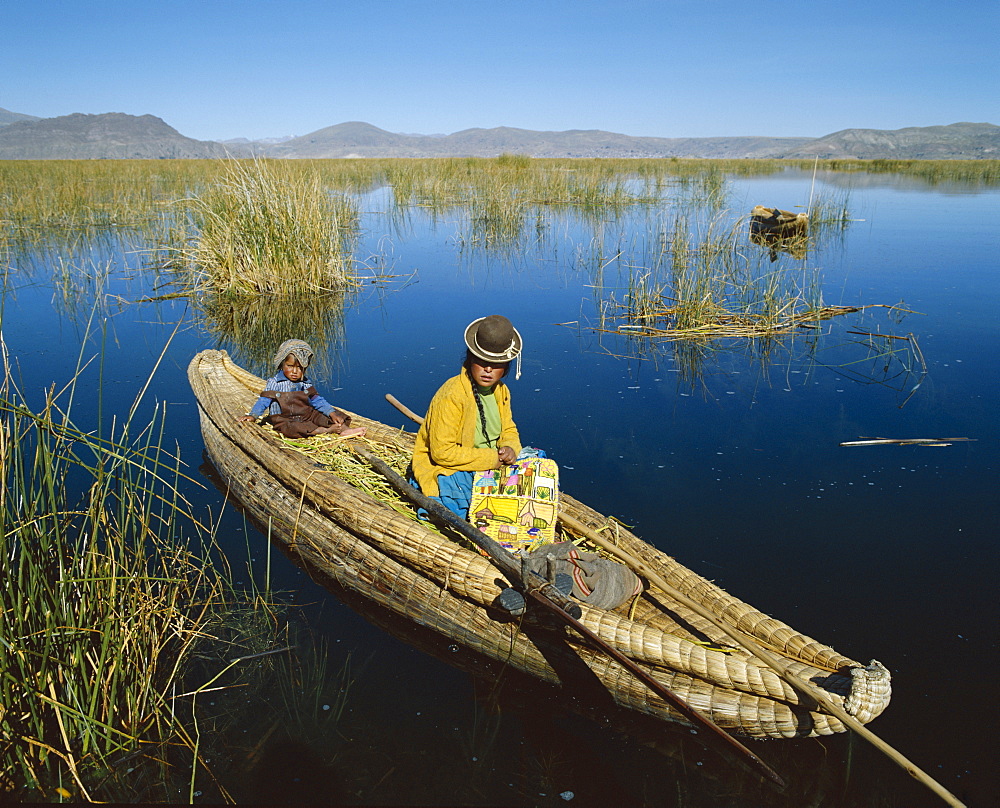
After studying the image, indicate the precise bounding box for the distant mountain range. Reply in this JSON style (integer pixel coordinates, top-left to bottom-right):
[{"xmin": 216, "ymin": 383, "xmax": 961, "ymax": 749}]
[
  {"xmin": 1, "ymin": 109, "xmax": 997, "ymax": 160},
  {"xmin": 0, "ymin": 111, "xmax": 229, "ymax": 159},
  {"xmin": 262, "ymin": 121, "xmax": 815, "ymax": 159}
]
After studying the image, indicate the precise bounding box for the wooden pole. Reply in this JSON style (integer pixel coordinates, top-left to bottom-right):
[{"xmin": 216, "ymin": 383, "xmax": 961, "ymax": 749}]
[
  {"xmin": 384, "ymin": 392, "xmax": 966, "ymax": 808},
  {"xmin": 351, "ymin": 443, "xmax": 786, "ymax": 789}
]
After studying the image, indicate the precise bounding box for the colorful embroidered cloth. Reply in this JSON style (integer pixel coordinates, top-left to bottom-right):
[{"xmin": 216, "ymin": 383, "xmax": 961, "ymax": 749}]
[{"xmin": 469, "ymin": 457, "xmax": 559, "ymax": 553}]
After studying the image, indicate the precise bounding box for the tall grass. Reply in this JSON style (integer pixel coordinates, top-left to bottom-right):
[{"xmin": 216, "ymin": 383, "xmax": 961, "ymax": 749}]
[
  {"xmin": 2, "ymin": 158, "xmax": 996, "ymax": 244},
  {"xmin": 0, "ymin": 335, "xmax": 350, "ymax": 801},
  {"xmin": 170, "ymin": 159, "xmax": 360, "ymax": 295},
  {"xmin": 600, "ymin": 212, "xmax": 828, "ymax": 340},
  {"xmin": 0, "ymin": 367, "xmax": 200, "ymax": 797}
]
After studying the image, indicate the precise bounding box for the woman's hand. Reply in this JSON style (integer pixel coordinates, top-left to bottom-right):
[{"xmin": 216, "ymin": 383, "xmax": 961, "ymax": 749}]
[{"xmin": 497, "ymin": 445, "xmax": 516, "ymax": 465}]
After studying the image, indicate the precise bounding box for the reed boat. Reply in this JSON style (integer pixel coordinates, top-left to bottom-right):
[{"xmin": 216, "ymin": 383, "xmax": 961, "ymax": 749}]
[
  {"xmin": 188, "ymin": 349, "xmax": 890, "ymax": 740},
  {"xmin": 750, "ymin": 205, "xmax": 809, "ymax": 237}
]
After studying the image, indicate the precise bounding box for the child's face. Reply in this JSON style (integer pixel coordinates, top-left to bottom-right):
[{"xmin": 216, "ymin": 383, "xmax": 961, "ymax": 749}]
[
  {"xmin": 281, "ymin": 355, "xmax": 305, "ymax": 382},
  {"xmin": 469, "ymin": 359, "xmax": 508, "ymax": 388}
]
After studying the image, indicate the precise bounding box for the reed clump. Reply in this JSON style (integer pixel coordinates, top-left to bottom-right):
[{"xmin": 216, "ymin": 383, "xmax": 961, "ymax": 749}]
[
  {"xmin": 171, "ymin": 158, "xmax": 360, "ymax": 295},
  {"xmin": 0, "ymin": 346, "xmax": 335, "ymax": 801},
  {"xmin": 599, "ymin": 213, "xmax": 842, "ymax": 340}
]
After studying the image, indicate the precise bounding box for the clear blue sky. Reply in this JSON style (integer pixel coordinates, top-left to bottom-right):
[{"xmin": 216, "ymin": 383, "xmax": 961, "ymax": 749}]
[{"xmin": 4, "ymin": 0, "xmax": 997, "ymax": 142}]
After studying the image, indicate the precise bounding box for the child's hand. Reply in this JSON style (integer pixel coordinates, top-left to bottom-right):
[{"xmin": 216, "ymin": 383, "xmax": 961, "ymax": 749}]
[
  {"xmin": 497, "ymin": 446, "xmax": 516, "ymax": 465},
  {"xmin": 237, "ymin": 414, "xmax": 257, "ymax": 422}
]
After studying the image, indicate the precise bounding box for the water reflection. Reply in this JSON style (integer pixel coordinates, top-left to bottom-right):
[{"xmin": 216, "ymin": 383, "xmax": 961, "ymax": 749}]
[
  {"xmin": 3, "ymin": 162, "xmax": 995, "ymax": 805},
  {"xmin": 195, "ymin": 292, "xmax": 350, "ymax": 377},
  {"xmin": 750, "ymin": 229, "xmax": 810, "ymax": 262}
]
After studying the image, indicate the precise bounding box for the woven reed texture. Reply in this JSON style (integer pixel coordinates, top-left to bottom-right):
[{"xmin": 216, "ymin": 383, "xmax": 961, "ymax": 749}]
[
  {"xmin": 220, "ymin": 351, "xmax": 851, "ymax": 665},
  {"xmin": 189, "ymin": 350, "xmax": 891, "ymax": 736}
]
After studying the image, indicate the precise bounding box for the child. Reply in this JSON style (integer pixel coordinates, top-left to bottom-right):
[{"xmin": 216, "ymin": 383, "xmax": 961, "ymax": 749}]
[
  {"xmin": 238, "ymin": 339, "xmax": 366, "ymax": 439},
  {"xmin": 411, "ymin": 315, "xmax": 522, "ymax": 518}
]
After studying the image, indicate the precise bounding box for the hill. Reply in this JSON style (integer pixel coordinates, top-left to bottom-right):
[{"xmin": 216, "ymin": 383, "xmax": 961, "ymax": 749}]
[
  {"xmin": 0, "ymin": 113, "xmax": 232, "ymax": 159},
  {"xmin": 776, "ymin": 122, "xmax": 1000, "ymax": 160},
  {"xmin": 265, "ymin": 121, "xmax": 812, "ymax": 159},
  {"xmin": 0, "ymin": 109, "xmax": 996, "ymax": 160},
  {"xmin": 0, "ymin": 107, "xmax": 41, "ymax": 127}
]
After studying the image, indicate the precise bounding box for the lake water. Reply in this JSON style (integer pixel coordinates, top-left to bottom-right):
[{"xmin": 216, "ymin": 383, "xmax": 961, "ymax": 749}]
[{"xmin": 4, "ymin": 167, "xmax": 998, "ymax": 806}]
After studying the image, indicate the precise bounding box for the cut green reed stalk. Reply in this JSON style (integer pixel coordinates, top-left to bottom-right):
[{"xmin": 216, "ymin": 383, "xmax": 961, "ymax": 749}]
[{"xmin": 170, "ymin": 158, "xmax": 360, "ymax": 295}]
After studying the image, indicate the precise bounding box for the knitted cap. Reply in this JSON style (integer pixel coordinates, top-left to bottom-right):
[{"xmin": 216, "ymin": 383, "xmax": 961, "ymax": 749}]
[{"xmin": 273, "ymin": 339, "xmax": 314, "ymax": 370}]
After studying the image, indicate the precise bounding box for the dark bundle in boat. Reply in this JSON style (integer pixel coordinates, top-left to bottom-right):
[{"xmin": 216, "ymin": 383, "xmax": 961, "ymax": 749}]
[
  {"xmin": 188, "ymin": 350, "xmax": 890, "ymax": 740},
  {"xmin": 749, "ymin": 205, "xmax": 810, "ymax": 237}
]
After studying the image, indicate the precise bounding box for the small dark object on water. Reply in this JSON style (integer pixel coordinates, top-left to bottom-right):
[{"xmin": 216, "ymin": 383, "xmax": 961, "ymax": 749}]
[{"xmin": 749, "ymin": 205, "xmax": 809, "ymax": 237}]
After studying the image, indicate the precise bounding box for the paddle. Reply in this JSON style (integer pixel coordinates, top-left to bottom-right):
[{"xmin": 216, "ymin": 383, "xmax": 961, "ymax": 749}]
[
  {"xmin": 383, "ymin": 393, "xmax": 966, "ymax": 808},
  {"xmin": 351, "ymin": 442, "xmax": 786, "ymax": 788}
]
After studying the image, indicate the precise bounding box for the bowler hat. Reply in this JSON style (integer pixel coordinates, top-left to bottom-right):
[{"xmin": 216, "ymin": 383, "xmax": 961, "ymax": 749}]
[{"xmin": 464, "ymin": 315, "xmax": 522, "ymax": 363}]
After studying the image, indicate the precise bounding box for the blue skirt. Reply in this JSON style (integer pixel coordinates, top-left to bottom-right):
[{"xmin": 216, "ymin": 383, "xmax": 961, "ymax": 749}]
[{"xmin": 412, "ymin": 470, "xmax": 474, "ymax": 520}]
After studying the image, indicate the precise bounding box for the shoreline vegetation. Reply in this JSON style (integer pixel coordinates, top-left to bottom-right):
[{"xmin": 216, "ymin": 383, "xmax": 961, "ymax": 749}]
[
  {"xmin": 2, "ymin": 152, "xmax": 926, "ymax": 398},
  {"xmin": 0, "ymin": 156, "xmax": 996, "ymax": 234},
  {"xmin": 0, "ymin": 155, "xmax": 944, "ymax": 341},
  {"xmin": 0, "ymin": 341, "xmax": 350, "ymax": 802}
]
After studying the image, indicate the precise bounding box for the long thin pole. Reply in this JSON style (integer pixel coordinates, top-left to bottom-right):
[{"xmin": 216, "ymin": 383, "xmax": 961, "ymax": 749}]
[
  {"xmin": 808, "ymin": 155, "xmax": 819, "ymax": 214},
  {"xmin": 384, "ymin": 393, "xmax": 966, "ymax": 808},
  {"xmin": 555, "ymin": 512, "xmax": 964, "ymax": 807},
  {"xmin": 352, "ymin": 443, "xmax": 786, "ymax": 789}
]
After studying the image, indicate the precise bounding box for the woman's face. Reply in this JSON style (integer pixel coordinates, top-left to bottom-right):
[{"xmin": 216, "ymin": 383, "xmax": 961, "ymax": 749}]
[
  {"xmin": 469, "ymin": 359, "xmax": 508, "ymax": 388},
  {"xmin": 281, "ymin": 356, "xmax": 304, "ymax": 382}
]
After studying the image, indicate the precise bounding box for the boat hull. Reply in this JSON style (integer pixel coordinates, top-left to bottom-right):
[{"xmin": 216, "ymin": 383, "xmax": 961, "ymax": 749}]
[{"xmin": 189, "ymin": 349, "xmax": 890, "ymax": 739}]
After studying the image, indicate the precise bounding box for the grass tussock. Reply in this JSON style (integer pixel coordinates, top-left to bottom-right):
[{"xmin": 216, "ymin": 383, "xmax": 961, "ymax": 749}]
[
  {"xmin": 598, "ymin": 214, "xmax": 838, "ymax": 340},
  {"xmin": 172, "ymin": 159, "xmax": 360, "ymax": 295}
]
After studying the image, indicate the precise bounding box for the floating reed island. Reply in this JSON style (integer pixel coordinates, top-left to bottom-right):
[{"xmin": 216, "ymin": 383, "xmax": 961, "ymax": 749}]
[
  {"xmin": 189, "ymin": 349, "xmax": 892, "ymax": 741},
  {"xmin": 606, "ymin": 302, "xmax": 910, "ymax": 341}
]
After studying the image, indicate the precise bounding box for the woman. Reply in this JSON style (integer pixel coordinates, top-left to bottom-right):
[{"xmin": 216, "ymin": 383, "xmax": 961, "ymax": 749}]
[
  {"xmin": 411, "ymin": 315, "xmax": 523, "ymax": 518},
  {"xmin": 411, "ymin": 316, "xmax": 639, "ymax": 614}
]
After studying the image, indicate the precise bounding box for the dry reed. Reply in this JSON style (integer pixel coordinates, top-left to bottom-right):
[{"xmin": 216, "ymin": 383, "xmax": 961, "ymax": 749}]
[{"xmin": 169, "ymin": 158, "xmax": 360, "ymax": 295}]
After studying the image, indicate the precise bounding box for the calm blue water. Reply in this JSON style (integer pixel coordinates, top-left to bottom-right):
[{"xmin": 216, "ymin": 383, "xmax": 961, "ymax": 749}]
[{"xmin": 4, "ymin": 169, "xmax": 997, "ymax": 806}]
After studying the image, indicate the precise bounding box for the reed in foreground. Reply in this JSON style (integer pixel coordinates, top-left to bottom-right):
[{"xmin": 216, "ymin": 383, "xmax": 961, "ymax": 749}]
[{"xmin": 0, "ymin": 339, "xmax": 349, "ymax": 801}]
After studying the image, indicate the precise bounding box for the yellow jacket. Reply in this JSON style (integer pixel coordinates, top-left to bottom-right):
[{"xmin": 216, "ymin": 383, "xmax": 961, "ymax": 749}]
[{"xmin": 412, "ymin": 370, "xmax": 521, "ymax": 497}]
